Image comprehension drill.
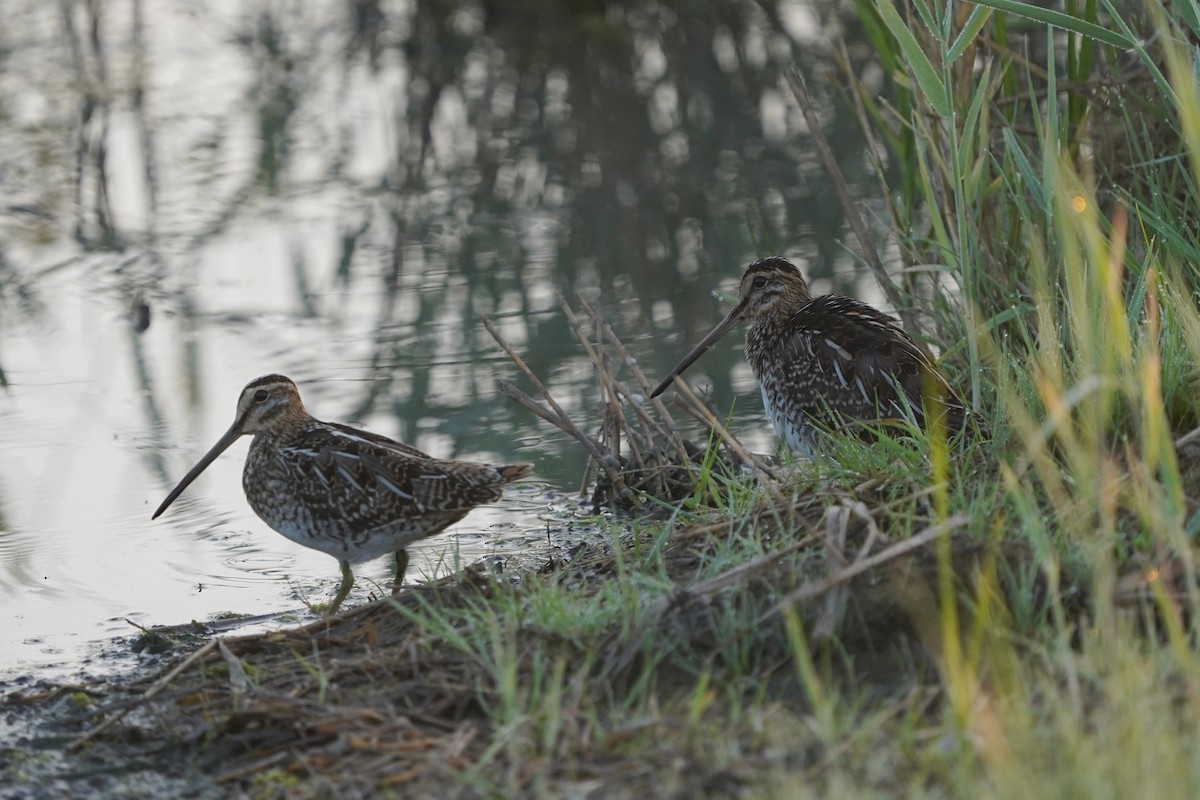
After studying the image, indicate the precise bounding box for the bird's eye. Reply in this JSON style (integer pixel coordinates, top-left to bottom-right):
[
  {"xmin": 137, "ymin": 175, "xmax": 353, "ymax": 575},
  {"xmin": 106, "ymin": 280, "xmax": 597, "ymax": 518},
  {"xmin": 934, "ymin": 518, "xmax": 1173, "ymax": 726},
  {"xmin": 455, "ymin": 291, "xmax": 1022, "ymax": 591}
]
[
  {"xmin": 253, "ymin": 389, "xmax": 268, "ymax": 402},
  {"xmin": 752, "ymin": 275, "xmax": 768, "ymax": 290}
]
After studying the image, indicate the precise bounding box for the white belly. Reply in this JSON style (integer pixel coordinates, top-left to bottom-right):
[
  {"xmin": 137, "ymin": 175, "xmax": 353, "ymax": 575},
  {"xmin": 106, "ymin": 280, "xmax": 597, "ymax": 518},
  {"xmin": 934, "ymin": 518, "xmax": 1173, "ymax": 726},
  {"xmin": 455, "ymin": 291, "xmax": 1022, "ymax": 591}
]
[{"xmin": 760, "ymin": 385, "xmax": 817, "ymax": 458}]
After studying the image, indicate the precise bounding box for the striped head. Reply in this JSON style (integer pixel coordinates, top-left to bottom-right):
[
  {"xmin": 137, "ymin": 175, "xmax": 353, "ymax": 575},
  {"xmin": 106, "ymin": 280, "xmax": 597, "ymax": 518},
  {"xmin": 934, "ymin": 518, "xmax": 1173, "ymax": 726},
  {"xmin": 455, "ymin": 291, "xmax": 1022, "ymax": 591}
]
[
  {"xmin": 232, "ymin": 374, "xmax": 311, "ymax": 435},
  {"xmin": 650, "ymin": 257, "xmax": 812, "ymax": 398},
  {"xmin": 152, "ymin": 374, "xmax": 312, "ymax": 519},
  {"xmin": 735, "ymin": 257, "xmax": 813, "ymax": 323}
]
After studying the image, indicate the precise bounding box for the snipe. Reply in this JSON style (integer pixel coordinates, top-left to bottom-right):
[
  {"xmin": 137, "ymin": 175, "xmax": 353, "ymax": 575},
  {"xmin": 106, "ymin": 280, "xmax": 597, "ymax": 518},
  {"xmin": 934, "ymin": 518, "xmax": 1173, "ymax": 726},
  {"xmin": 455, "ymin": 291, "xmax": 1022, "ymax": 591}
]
[
  {"xmin": 651, "ymin": 257, "xmax": 973, "ymax": 456},
  {"xmin": 153, "ymin": 374, "xmax": 532, "ymax": 614}
]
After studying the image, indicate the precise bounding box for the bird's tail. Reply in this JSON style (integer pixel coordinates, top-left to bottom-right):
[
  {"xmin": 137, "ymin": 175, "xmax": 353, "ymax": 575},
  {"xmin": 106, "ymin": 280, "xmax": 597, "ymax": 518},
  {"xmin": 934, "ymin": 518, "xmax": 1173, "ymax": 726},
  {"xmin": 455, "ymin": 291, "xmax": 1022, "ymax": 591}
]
[{"xmin": 498, "ymin": 463, "xmax": 535, "ymax": 484}]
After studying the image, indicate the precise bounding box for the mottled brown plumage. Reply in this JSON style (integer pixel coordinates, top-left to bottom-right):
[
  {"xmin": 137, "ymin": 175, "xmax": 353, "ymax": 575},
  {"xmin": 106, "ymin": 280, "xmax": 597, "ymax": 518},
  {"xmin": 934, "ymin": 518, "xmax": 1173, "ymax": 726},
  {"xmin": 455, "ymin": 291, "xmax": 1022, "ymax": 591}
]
[
  {"xmin": 153, "ymin": 374, "xmax": 532, "ymax": 614},
  {"xmin": 651, "ymin": 257, "xmax": 972, "ymax": 456}
]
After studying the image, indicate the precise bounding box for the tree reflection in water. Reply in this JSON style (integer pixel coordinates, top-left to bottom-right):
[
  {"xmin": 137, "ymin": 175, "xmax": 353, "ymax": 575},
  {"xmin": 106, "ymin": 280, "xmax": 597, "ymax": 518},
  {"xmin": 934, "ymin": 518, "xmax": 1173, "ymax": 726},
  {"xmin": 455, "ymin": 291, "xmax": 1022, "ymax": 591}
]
[{"xmin": 2, "ymin": 0, "xmax": 881, "ymax": 481}]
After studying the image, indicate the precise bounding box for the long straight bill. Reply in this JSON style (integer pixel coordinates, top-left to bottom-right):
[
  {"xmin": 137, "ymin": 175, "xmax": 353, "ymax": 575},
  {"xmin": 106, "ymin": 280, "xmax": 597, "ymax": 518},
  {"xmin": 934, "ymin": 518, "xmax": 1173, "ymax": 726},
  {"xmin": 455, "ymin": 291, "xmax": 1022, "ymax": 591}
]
[
  {"xmin": 152, "ymin": 424, "xmax": 244, "ymax": 519},
  {"xmin": 649, "ymin": 305, "xmax": 745, "ymax": 398}
]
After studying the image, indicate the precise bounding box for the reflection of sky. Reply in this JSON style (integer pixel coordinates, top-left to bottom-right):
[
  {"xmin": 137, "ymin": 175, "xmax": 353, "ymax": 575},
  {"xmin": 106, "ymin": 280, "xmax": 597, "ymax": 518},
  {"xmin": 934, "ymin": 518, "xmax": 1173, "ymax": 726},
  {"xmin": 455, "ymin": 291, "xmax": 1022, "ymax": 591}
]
[
  {"xmin": 0, "ymin": 263, "xmax": 552, "ymax": 677},
  {"xmin": 0, "ymin": 0, "xmax": 563, "ymax": 667},
  {"xmin": 0, "ymin": 0, "xmax": 882, "ymax": 675}
]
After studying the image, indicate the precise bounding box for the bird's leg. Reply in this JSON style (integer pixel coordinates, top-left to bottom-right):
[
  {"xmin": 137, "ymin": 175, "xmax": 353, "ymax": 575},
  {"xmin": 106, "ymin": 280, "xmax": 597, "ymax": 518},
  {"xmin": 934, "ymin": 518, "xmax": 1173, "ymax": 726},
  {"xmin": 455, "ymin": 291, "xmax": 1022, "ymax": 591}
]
[
  {"xmin": 392, "ymin": 549, "xmax": 409, "ymax": 596},
  {"xmin": 327, "ymin": 559, "xmax": 354, "ymax": 615}
]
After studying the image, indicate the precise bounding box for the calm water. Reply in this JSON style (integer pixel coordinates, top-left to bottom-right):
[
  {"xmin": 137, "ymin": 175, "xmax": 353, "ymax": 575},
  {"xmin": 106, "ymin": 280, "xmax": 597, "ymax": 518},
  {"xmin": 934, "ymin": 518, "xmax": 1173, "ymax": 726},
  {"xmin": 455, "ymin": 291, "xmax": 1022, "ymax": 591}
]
[{"xmin": 0, "ymin": 0, "xmax": 882, "ymax": 676}]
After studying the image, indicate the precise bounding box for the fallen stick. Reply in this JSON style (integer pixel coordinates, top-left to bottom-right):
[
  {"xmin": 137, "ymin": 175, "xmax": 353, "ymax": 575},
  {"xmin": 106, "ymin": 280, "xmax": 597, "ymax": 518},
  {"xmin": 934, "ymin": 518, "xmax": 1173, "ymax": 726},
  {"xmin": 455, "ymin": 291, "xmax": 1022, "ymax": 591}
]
[{"xmin": 68, "ymin": 638, "xmax": 219, "ymax": 752}]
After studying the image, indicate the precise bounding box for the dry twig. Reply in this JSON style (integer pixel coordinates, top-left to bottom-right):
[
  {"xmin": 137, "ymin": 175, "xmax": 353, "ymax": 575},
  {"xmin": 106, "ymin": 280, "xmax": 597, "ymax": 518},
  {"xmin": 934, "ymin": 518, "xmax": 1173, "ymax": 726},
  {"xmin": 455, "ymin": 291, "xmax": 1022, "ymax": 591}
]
[
  {"xmin": 485, "ymin": 296, "xmax": 760, "ymax": 511},
  {"xmin": 68, "ymin": 638, "xmax": 219, "ymax": 752}
]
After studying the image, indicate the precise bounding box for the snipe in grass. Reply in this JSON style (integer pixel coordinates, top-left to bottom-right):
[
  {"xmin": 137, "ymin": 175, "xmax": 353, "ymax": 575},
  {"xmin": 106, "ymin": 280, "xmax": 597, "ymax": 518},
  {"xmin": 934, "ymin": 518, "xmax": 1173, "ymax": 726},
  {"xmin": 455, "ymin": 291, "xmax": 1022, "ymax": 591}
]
[
  {"xmin": 650, "ymin": 257, "xmax": 973, "ymax": 456},
  {"xmin": 153, "ymin": 374, "xmax": 532, "ymax": 614}
]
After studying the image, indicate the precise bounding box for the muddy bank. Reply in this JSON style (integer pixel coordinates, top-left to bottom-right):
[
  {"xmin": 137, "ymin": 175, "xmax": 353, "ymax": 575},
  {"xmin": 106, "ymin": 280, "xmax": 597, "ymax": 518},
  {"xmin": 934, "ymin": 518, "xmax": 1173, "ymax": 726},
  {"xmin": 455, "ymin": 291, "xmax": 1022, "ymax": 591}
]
[{"xmin": 1, "ymin": 489, "xmax": 1053, "ymax": 799}]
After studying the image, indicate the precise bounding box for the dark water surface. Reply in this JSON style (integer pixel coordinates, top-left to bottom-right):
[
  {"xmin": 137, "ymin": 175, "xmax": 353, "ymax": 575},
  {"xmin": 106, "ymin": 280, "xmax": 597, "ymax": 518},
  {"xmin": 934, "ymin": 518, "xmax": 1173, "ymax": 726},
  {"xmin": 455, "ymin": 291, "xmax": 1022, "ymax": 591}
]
[{"xmin": 0, "ymin": 0, "xmax": 882, "ymax": 675}]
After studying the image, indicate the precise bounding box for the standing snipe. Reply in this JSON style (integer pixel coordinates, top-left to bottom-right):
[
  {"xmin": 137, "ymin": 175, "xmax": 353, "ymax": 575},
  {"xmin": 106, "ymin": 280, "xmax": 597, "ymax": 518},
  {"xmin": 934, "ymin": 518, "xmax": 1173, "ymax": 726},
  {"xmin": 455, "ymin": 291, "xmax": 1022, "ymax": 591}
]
[
  {"xmin": 650, "ymin": 257, "xmax": 972, "ymax": 456},
  {"xmin": 153, "ymin": 374, "xmax": 532, "ymax": 614}
]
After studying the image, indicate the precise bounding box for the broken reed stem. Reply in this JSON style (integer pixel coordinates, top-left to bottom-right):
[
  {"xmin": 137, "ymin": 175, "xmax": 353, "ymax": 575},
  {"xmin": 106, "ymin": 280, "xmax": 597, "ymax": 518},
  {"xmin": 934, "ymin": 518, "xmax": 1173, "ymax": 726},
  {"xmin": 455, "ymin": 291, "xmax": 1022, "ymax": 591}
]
[
  {"xmin": 481, "ymin": 317, "xmax": 570, "ymax": 427},
  {"xmin": 578, "ymin": 295, "xmax": 694, "ymax": 467},
  {"xmin": 608, "ymin": 380, "xmax": 670, "ymax": 452},
  {"xmin": 556, "ymin": 295, "xmax": 649, "ymax": 475},
  {"xmin": 497, "ymin": 381, "xmax": 639, "ymax": 508},
  {"xmin": 670, "ymin": 378, "xmax": 779, "ymax": 486},
  {"xmin": 483, "ymin": 315, "xmax": 639, "ymax": 507},
  {"xmin": 1174, "ymin": 424, "xmax": 1200, "ymax": 450},
  {"xmin": 489, "ymin": 297, "xmax": 773, "ymax": 510}
]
